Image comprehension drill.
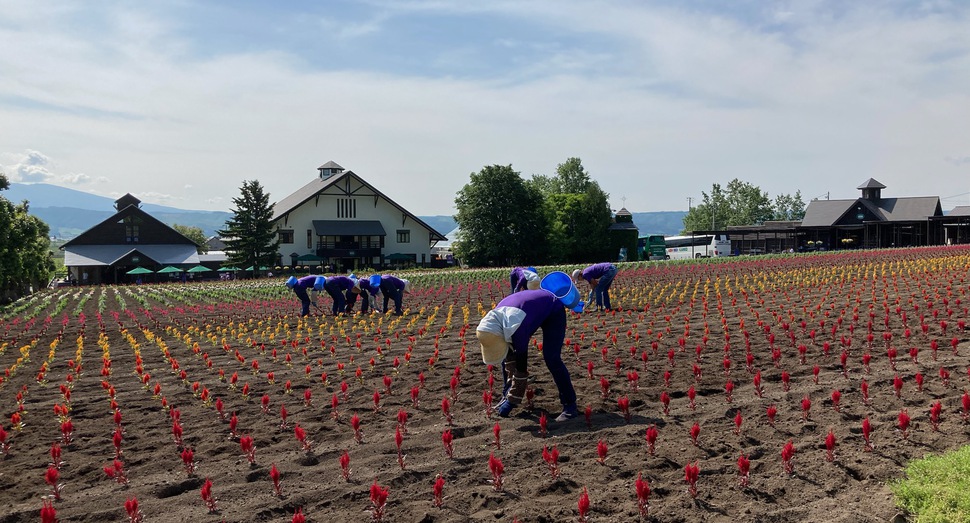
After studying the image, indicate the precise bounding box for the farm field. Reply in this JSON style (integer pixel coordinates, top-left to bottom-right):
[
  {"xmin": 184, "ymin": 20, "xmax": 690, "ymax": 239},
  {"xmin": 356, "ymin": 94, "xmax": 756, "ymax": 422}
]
[{"xmin": 2, "ymin": 247, "xmax": 970, "ymax": 522}]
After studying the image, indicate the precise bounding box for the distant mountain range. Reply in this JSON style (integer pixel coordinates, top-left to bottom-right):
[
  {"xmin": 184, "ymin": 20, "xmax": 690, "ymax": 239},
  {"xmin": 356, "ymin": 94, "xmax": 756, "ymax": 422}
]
[{"xmin": 4, "ymin": 183, "xmax": 687, "ymax": 239}]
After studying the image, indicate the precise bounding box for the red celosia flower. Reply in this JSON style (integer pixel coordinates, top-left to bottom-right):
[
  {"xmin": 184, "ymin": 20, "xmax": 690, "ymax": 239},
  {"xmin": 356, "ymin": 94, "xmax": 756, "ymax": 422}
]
[
  {"xmin": 898, "ymin": 409, "xmax": 911, "ymax": 439},
  {"xmin": 270, "ymin": 463, "xmax": 283, "ymax": 498},
  {"xmin": 635, "ymin": 472, "xmax": 650, "ymax": 518},
  {"xmin": 488, "ymin": 453, "xmax": 504, "ymax": 492},
  {"xmin": 441, "ymin": 429, "xmax": 454, "ymax": 458},
  {"xmin": 824, "ymin": 429, "xmax": 837, "ymax": 461},
  {"xmin": 781, "ymin": 440, "xmax": 796, "ymax": 476},
  {"xmin": 578, "ymin": 486, "xmax": 591, "ymax": 522},
  {"xmin": 862, "ymin": 417, "xmax": 874, "ymax": 451},
  {"xmin": 339, "ymin": 450, "xmax": 351, "ymax": 481},
  {"xmin": 684, "ymin": 461, "xmax": 700, "ymax": 498},
  {"xmin": 432, "ymin": 474, "xmax": 445, "ymax": 508},
  {"xmin": 737, "ymin": 453, "xmax": 750, "ymax": 487}
]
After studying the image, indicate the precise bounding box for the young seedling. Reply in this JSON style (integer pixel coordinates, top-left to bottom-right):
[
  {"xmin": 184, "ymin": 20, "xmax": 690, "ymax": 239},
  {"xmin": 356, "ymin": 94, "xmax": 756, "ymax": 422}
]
[
  {"xmin": 395, "ymin": 427, "xmax": 406, "ymax": 470},
  {"xmin": 781, "ymin": 440, "xmax": 796, "ymax": 476},
  {"xmin": 239, "ymin": 435, "xmax": 257, "ymax": 465},
  {"xmin": 200, "ymin": 478, "xmax": 218, "ymax": 513},
  {"xmin": 103, "ymin": 458, "xmax": 128, "ymax": 485},
  {"xmin": 488, "ymin": 453, "xmax": 504, "ymax": 491},
  {"xmin": 542, "ymin": 445, "xmax": 561, "ymax": 479},
  {"xmin": 635, "ymin": 472, "xmax": 650, "ymax": 518},
  {"xmin": 181, "ymin": 447, "xmax": 196, "ymax": 476},
  {"xmin": 432, "ymin": 474, "xmax": 445, "ymax": 508},
  {"xmin": 339, "ymin": 450, "xmax": 352, "ymax": 482},
  {"xmin": 441, "ymin": 429, "xmax": 454, "ymax": 458},
  {"xmin": 578, "ymin": 486, "xmax": 591, "ymax": 522},
  {"xmin": 898, "ymin": 409, "xmax": 911, "ymax": 439},
  {"xmin": 294, "ymin": 424, "xmax": 312, "ymax": 454},
  {"xmin": 351, "ymin": 413, "xmax": 364, "ymax": 444},
  {"xmin": 645, "ymin": 425, "xmax": 659, "ymax": 455},
  {"xmin": 369, "ymin": 479, "xmax": 389, "ymax": 521},
  {"xmin": 124, "ymin": 496, "xmax": 143, "ymax": 523},
  {"xmin": 45, "ymin": 465, "xmax": 63, "ymax": 500},
  {"xmin": 40, "ymin": 500, "xmax": 56, "ymax": 523},
  {"xmin": 596, "ymin": 439, "xmax": 608, "ymax": 464},
  {"xmin": 824, "ymin": 429, "xmax": 837, "ymax": 462},
  {"xmin": 737, "ymin": 453, "xmax": 750, "ymax": 488},
  {"xmin": 270, "ymin": 463, "xmax": 284, "ymax": 498},
  {"xmin": 862, "ymin": 417, "xmax": 874, "ymax": 451},
  {"xmin": 684, "ymin": 461, "xmax": 699, "ymax": 498}
]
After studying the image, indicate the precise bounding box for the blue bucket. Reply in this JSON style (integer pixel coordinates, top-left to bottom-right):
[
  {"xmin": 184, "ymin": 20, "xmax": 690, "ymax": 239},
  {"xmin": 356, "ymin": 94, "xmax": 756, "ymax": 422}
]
[
  {"xmin": 369, "ymin": 274, "xmax": 382, "ymax": 288},
  {"xmin": 540, "ymin": 271, "xmax": 580, "ymax": 309}
]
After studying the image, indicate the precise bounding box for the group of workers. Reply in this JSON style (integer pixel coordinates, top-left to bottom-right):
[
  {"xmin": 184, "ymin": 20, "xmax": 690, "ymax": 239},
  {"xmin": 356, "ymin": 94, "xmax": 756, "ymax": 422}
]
[
  {"xmin": 285, "ymin": 273, "xmax": 411, "ymax": 318},
  {"xmin": 286, "ymin": 260, "xmax": 619, "ymax": 425}
]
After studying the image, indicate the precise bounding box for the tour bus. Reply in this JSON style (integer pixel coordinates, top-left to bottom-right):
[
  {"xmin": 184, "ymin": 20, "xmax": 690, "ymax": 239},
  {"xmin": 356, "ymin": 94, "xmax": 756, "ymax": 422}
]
[
  {"xmin": 664, "ymin": 234, "xmax": 732, "ymax": 260},
  {"xmin": 637, "ymin": 234, "xmax": 667, "ymax": 261}
]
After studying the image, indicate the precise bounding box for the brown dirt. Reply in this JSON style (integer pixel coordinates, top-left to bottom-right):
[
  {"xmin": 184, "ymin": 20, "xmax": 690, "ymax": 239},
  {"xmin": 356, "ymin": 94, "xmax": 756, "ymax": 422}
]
[{"xmin": 2, "ymin": 247, "xmax": 970, "ymax": 522}]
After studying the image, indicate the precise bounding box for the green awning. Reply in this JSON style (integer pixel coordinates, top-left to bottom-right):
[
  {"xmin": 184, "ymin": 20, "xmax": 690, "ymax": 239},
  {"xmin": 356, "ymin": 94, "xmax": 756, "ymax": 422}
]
[
  {"xmin": 126, "ymin": 266, "xmax": 154, "ymax": 275},
  {"xmin": 384, "ymin": 253, "xmax": 413, "ymax": 261},
  {"xmin": 186, "ymin": 265, "xmax": 212, "ymax": 273},
  {"xmin": 296, "ymin": 254, "xmax": 325, "ymax": 262},
  {"xmin": 156, "ymin": 266, "xmax": 183, "ymax": 274},
  {"xmin": 245, "ymin": 266, "xmax": 271, "ymax": 271},
  {"xmin": 218, "ymin": 266, "xmax": 240, "ymax": 272}
]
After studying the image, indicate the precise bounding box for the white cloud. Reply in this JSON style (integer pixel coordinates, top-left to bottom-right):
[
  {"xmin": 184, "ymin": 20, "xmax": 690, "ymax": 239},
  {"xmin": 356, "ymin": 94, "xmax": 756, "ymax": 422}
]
[
  {"xmin": 61, "ymin": 173, "xmax": 91, "ymax": 184},
  {"xmin": 3, "ymin": 149, "xmax": 56, "ymax": 182},
  {"xmin": 0, "ymin": 2, "xmax": 968, "ymax": 214}
]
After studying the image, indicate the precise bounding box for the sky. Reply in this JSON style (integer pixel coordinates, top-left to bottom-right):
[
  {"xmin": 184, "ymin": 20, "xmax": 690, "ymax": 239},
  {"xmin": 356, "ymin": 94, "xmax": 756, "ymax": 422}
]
[{"xmin": 1, "ymin": 0, "xmax": 969, "ymax": 216}]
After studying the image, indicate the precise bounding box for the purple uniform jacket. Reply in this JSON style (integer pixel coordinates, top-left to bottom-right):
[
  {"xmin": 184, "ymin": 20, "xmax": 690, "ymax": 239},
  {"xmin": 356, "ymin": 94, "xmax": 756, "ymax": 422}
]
[
  {"xmin": 495, "ymin": 290, "xmax": 563, "ymax": 353},
  {"xmin": 327, "ymin": 276, "xmax": 356, "ymax": 291},
  {"xmin": 580, "ymin": 263, "xmax": 614, "ymax": 282},
  {"xmin": 295, "ymin": 275, "xmax": 317, "ymax": 290},
  {"xmin": 381, "ymin": 275, "xmax": 406, "ymax": 292},
  {"xmin": 358, "ymin": 278, "xmax": 380, "ymax": 296}
]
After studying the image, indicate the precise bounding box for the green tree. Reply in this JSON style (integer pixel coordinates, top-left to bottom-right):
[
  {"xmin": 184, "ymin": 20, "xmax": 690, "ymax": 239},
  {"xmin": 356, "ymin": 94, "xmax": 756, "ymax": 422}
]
[
  {"xmin": 218, "ymin": 180, "xmax": 279, "ymax": 277},
  {"xmin": 772, "ymin": 191, "xmax": 806, "ymax": 221},
  {"xmin": 172, "ymin": 224, "xmax": 209, "ymax": 254},
  {"xmin": 454, "ymin": 165, "xmax": 547, "ymax": 267},
  {"xmin": 0, "ymin": 172, "xmax": 55, "ymax": 301},
  {"xmin": 531, "ymin": 158, "xmax": 612, "ymax": 263},
  {"xmin": 682, "ymin": 179, "xmax": 773, "ymax": 233}
]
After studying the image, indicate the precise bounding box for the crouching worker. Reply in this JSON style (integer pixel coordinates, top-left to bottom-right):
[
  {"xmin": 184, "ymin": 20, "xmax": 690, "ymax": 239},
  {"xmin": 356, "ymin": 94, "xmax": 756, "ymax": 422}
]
[
  {"xmin": 476, "ymin": 288, "xmax": 582, "ymax": 421},
  {"xmin": 286, "ymin": 275, "xmax": 325, "ymax": 317},
  {"xmin": 346, "ymin": 275, "xmax": 382, "ymax": 314},
  {"xmin": 379, "ymin": 275, "xmax": 411, "ymax": 316},
  {"xmin": 324, "ymin": 274, "xmax": 357, "ymax": 316},
  {"xmin": 509, "ymin": 266, "xmax": 541, "ymax": 294}
]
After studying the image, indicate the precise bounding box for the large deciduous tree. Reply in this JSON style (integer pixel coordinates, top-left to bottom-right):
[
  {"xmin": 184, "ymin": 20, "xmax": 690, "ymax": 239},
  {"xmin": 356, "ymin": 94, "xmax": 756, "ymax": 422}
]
[
  {"xmin": 172, "ymin": 224, "xmax": 209, "ymax": 254},
  {"xmin": 532, "ymin": 158, "xmax": 613, "ymax": 263},
  {"xmin": 0, "ymin": 172, "xmax": 55, "ymax": 301},
  {"xmin": 682, "ymin": 179, "xmax": 773, "ymax": 233},
  {"xmin": 772, "ymin": 190, "xmax": 806, "ymax": 221},
  {"xmin": 218, "ymin": 180, "xmax": 279, "ymax": 277},
  {"xmin": 454, "ymin": 165, "xmax": 547, "ymax": 267}
]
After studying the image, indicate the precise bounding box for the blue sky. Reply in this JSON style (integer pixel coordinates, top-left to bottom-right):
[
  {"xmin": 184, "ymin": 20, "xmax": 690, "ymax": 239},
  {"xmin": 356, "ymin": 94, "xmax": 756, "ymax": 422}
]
[{"xmin": 1, "ymin": 0, "xmax": 969, "ymax": 215}]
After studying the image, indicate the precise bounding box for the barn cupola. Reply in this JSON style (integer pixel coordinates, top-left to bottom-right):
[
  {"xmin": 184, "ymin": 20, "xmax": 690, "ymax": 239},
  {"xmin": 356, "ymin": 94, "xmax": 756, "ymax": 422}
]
[
  {"xmin": 114, "ymin": 193, "xmax": 142, "ymax": 211},
  {"xmin": 857, "ymin": 178, "xmax": 886, "ymax": 201},
  {"xmin": 317, "ymin": 161, "xmax": 345, "ymax": 179}
]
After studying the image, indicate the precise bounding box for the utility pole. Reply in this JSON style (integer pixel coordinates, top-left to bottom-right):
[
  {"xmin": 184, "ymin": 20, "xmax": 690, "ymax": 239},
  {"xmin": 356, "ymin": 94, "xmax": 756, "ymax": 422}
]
[{"xmin": 687, "ymin": 196, "xmax": 693, "ymax": 211}]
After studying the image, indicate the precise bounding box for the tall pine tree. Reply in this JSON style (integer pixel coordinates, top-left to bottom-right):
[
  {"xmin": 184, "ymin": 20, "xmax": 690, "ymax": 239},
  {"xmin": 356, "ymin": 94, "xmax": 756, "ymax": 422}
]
[{"xmin": 218, "ymin": 180, "xmax": 279, "ymax": 277}]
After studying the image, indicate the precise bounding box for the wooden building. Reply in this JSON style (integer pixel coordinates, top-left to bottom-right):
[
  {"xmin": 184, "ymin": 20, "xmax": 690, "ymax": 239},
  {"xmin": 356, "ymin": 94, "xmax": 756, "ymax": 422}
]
[{"xmin": 60, "ymin": 194, "xmax": 201, "ymax": 284}]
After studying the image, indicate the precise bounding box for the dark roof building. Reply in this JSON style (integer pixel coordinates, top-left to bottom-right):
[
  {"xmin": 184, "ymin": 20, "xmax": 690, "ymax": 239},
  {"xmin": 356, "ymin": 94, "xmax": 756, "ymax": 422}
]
[
  {"xmin": 60, "ymin": 194, "xmax": 201, "ymax": 284},
  {"xmin": 799, "ymin": 178, "xmax": 942, "ymax": 249}
]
